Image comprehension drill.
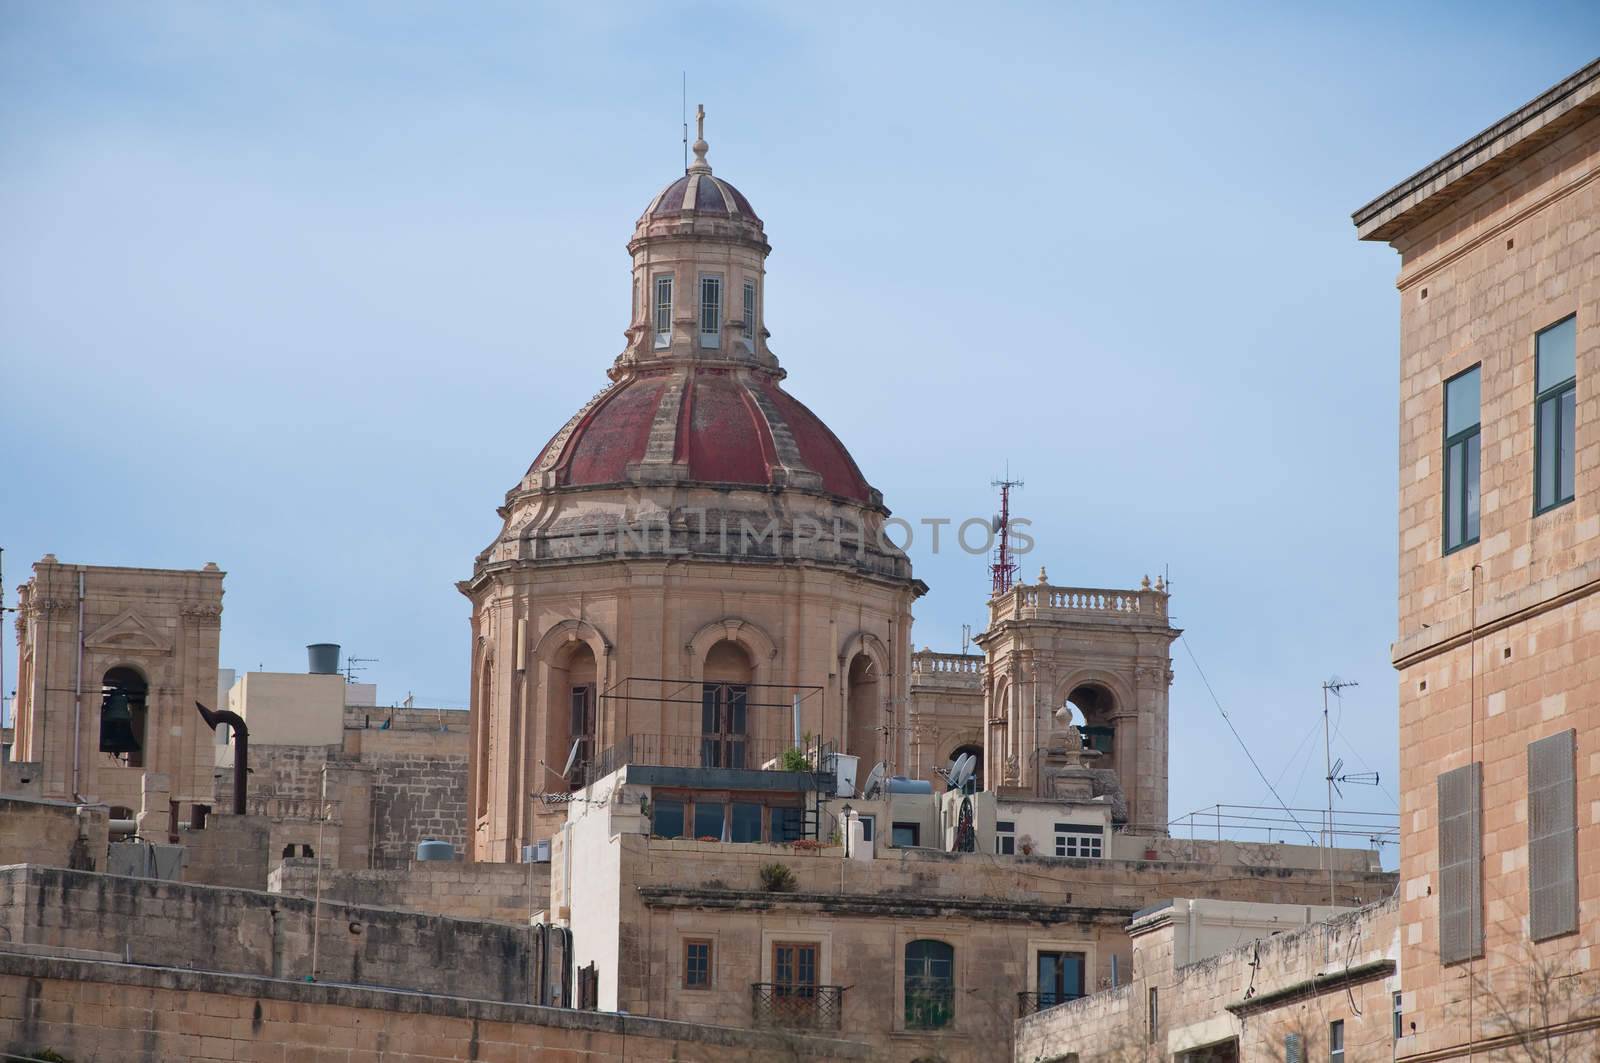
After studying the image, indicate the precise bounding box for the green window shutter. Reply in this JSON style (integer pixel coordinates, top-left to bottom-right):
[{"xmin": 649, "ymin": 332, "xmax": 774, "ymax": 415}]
[
  {"xmin": 1528, "ymin": 730, "xmax": 1578, "ymax": 941},
  {"xmin": 1437, "ymin": 762, "xmax": 1483, "ymax": 963}
]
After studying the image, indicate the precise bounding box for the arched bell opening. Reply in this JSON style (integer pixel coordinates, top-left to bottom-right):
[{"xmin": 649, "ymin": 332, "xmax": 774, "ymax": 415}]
[{"xmin": 99, "ymin": 665, "xmax": 148, "ymax": 767}]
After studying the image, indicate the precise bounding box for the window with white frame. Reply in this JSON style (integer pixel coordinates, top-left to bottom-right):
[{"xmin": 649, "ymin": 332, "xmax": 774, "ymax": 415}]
[
  {"xmin": 995, "ymin": 819, "xmax": 1016, "ymax": 855},
  {"xmin": 1053, "ymin": 822, "xmax": 1103, "ymax": 859},
  {"xmin": 699, "ymin": 275, "xmax": 722, "ymax": 347},
  {"xmin": 743, "ymin": 280, "xmax": 757, "ymax": 344},
  {"xmin": 653, "ymin": 275, "xmax": 673, "ymax": 348}
]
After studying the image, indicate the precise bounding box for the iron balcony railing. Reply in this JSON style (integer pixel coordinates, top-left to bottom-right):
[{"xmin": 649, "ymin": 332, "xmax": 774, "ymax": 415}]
[
  {"xmin": 750, "ymin": 983, "xmax": 847, "ymax": 1031},
  {"xmin": 1017, "ymin": 990, "xmax": 1084, "ymax": 1017},
  {"xmin": 589, "ymin": 733, "xmax": 823, "ymax": 781}
]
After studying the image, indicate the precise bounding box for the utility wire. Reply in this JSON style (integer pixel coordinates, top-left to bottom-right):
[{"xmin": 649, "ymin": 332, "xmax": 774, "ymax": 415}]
[{"xmin": 1179, "ymin": 635, "xmax": 1318, "ymax": 844}]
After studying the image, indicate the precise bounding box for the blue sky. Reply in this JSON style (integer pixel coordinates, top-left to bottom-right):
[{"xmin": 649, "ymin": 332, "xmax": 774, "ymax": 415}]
[{"xmin": 4, "ymin": 4, "xmax": 1597, "ymax": 852}]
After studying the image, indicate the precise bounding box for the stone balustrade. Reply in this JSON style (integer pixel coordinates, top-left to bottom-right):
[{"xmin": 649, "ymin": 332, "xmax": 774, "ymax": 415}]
[
  {"xmin": 992, "ymin": 582, "xmax": 1168, "ymax": 624},
  {"xmin": 909, "ymin": 650, "xmax": 984, "ymax": 687}
]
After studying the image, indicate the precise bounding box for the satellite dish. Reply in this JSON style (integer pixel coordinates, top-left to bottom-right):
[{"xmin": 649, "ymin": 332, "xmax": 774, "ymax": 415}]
[
  {"xmin": 953, "ymin": 753, "xmax": 976, "ymax": 790},
  {"xmin": 560, "ymin": 737, "xmax": 583, "ymax": 781},
  {"xmin": 935, "ymin": 757, "xmax": 960, "ymax": 790},
  {"xmin": 862, "ymin": 762, "xmax": 886, "ymax": 799}
]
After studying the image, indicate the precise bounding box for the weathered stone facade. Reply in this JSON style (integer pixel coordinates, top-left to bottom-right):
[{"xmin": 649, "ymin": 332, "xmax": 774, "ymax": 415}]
[
  {"xmin": 10, "ymin": 558, "xmax": 224, "ymax": 813},
  {"xmin": 1354, "ymin": 59, "xmax": 1600, "ymax": 1062},
  {"xmin": 1, "ymin": 953, "xmax": 866, "ymax": 1062},
  {"xmin": 1015, "ymin": 896, "xmax": 1400, "ymax": 1062},
  {"xmin": 550, "ymin": 769, "xmax": 1394, "ymax": 1063},
  {"xmin": 269, "ymin": 858, "xmax": 548, "ymax": 925}
]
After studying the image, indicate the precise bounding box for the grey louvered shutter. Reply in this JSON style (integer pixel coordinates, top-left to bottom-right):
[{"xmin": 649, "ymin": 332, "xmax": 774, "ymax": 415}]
[
  {"xmin": 1284, "ymin": 1032, "xmax": 1303, "ymax": 1063},
  {"xmin": 1437, "ymin": 762, "xmax": 1483, "ymax": 963},
  {"xmin": 1528, "ymin": 730, "xmax": 1578, "ymax": 941}
]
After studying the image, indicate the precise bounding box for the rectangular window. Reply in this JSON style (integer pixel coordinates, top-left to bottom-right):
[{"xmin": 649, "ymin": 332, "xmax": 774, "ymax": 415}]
[
  {"xmin": 892, "ymin": 822, "xmax": 921, "ymax": 847},
  {"xmin": 1393, "ymin": 991, "xmax": 1404, "ymax": 1040},
  {"xmin": 1329, "ymin": 1019, "xmax": 1345, "ymax": 1061},
  {"xmin": 693, "ymin": 801, "xmax": 725, "ymax": 841},
  {"xmin": 858, "ymin": 814, "xmax": 875, "ymax": 842},
  {"xmin": 730, "ymin": 802, "xmax": 764, "ymax": 843},
  {"xmin": 699, "ymin": 275, "xmax": 722, "ymax": 347},
  {"xmin": 996, "ymin": 819, "xmax": 1016, "ymax": 856},
  {"xmin": 1147, "ymin": 987, "xmax": 1158, "ymax": 1043},
  {"xmin": 1528, "ymin": 729, "xmax": 1578, "ymax": 940},
  {"xmin": 1535, "ymin": 315, "xmax": 1577, "ymax": 512},
  {"xmin": 1437, "ymin": 762, "xmax": 1484, "ymax": 963},
  {"xmin": 652, "ymin": 798, "xmax": 685, "ymax": 840},
  {"xmin": 1444, "ymin": 366, "xmax": 1481, "ymax": 552},
  {"xmin": 684, "ymin": 939, "xmax": 712, "ymax": 989},
  {"xmin": 653, "ymin": 275, "xmax": 673, "ymax": 348},
  {"xmin": 1053, "ymin": 823, "xmax": 1104, "ymax": 859},
  {"xmin": 1036, "ymin": 951, "xmax": 1085, "ymax": 1008},
  {"xmin": 1285, "ymin": 1033, "xmax": 1304, "ymax": 1063},
  {"xmin": 772, "ymin": 942, "xmax": 819, "ymax": 993},
  {"xmin": 743, "ymin": 279, "xmax": 756, "ymax": 341}
]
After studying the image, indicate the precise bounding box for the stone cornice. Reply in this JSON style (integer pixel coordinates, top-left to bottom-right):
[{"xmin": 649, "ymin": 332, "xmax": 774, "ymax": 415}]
[
  {"xmin": 1392, "ymin": 557, "xmax": 1600, "ymax": 669},
  {"xmin": 1226, "ymin": 958, "xmax": 1395, "ymax": 1015},
  {"xmin": 636, "ymin": 886, "xmax": 1139, "ymax": 925},
  {"xmin": 1353, "ymin": 58, "xmax": 1600, "ymax": 243}
]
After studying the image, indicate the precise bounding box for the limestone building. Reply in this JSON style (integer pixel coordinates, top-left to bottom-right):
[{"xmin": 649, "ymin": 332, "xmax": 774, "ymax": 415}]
[{"xmin": 1351, "ymin": 59, "xmax": 1600, "ymax": 1061}]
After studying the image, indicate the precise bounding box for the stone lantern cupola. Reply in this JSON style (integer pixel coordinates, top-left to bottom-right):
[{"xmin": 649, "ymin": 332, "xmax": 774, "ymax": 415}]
[{"xmin": 617, "ymin": 105, "xmax": 779, "ymax": 379}]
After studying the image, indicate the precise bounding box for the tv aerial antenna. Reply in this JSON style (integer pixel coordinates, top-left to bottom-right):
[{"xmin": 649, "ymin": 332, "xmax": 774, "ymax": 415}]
[
  {"xmin": 1320, "ymin": 676, "xmax": 1368, "ymax": 911},
  {"xmin": 344, "ymin": 656, "xmax": 379, "ymax": 684}
]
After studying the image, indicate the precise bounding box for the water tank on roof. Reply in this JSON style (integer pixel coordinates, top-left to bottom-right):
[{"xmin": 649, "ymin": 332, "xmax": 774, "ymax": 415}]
[
  {"xmin": 885, "ymin": 776, "xmax": 934, "ymax": 795},
  {"xmin": 307, "ymin": 643, "xmax": 341, "ymax": 675},
  {"xmin": 416, "ymin": 839, "xmax": 454, "ymax": 861}
]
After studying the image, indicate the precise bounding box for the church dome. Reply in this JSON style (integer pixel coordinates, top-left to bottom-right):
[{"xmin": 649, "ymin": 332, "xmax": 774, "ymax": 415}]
[
  {"xmin": 524, "ymin": 366, "xmax": 873, "ymax": 503},
  {"xmin": 511, "ymin": 105, "xmax": 881, "ymax": 511},
  {"xmin": 643, "ymin": 171, "xmax": 761, "ymax": 224}
]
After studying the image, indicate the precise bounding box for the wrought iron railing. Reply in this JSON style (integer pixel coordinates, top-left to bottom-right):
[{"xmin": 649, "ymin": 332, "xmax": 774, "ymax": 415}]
[
  {"xmin": 750, "ymin": 983, "xmax": 846, "ymax": 1031},
  {"xmin": 1017, "ymin": 990, "xmax": 1083, "ymax": 1017},
  {"xmin": 589, "ymin": 733, "xmax": 820, "ymax": 781}
]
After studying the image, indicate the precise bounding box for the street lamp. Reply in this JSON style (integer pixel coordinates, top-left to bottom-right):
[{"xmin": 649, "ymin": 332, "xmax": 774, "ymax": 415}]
[{"xmin": 841, "ymin": 803, "xmax": 853, "ymax": 858}]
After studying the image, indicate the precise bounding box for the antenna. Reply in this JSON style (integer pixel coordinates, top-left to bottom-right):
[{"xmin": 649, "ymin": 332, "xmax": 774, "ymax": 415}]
[
  {"xmin": 1321, "ymin": 676, "xmax": 1360, "ymax": 912},
  {"xmin": 990, "ymin": 471, "xmax": 1024, "ymax": 597},
  {"xmin": 344, "ymin": 656, "xmax": 379, "ymax": 684},
  {"xmin": 960, "ymin": 624, "xmax": 973, "ymax": 655},
  {"xmin": 681, "ymin": 72, "xmax": 688, "ymax": 173}
]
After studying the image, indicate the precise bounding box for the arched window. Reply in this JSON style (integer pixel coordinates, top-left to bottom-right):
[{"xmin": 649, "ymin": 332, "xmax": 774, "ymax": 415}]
[
  {"xmin": 1066, "ymin": 683, "xmax": 1116, "ymax": 755},
  {"xmin": 563, "ymin": 643, "xmax": 597, "ymax": 790},
  {"xmin": 474, "ymin": 658, "xmax": 493, "ymax": 819},
  {"xmin": 904, "ymin": 939, "xmax": 954, "ymax": 1029},
  {"xmin": 99, "ymin": 666, "xmax": 148, "ymax": 767},
  {"xmin": 282, "ymin": 845, "xmax": 295, "ymax": 859},
  {"xmin": 845, "ymin": 653, "xmax": 880, "ymax": 765},
  {"xmin": 701, "ymin": 641, "xmax": 752, "ymax": 768}
]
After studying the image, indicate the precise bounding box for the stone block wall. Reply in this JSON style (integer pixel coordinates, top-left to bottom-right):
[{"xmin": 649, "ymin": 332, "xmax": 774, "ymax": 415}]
[
  {"xmin": 0, "ymin": 952, "xmax": 866, "ymax": 1062},
  {"xmin": 0, "ymin": 864, "xmax": 530, "ymax": 1003},
  {"xmin": 0, "ymin": 796, "xmax": 107, "ymax": 872},
  {"xmin": 179, "ymin": 814, "xmax": 270, "ymax": 890},
  {"xmin": 0, "ymin": 760, "xmax": 43, "ymax": 798},
  {"xmin": 268, "ymin": 859, "xmax": 548, "ymax": 924}
]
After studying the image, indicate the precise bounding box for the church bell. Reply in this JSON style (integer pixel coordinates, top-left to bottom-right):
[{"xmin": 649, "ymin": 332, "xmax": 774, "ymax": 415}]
[{"xmin": 99, "ymin": 691, "xmax": 143, "ymax": 755}]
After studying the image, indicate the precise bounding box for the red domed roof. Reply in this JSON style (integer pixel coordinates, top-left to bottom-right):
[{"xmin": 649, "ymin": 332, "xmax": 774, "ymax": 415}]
[{"xmin": 526, "ymin": 368, "xmax": 873, "ymax": 503}]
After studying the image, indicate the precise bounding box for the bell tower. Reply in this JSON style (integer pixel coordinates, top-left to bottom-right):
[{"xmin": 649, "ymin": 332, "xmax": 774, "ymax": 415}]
[
  {"xmin": 10, "ymin": 556, "xmax": 224, "ymax": 819},
  {"xmin": 975, "ymin": 571, "xmax": 1179, "ymax": 833}
]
